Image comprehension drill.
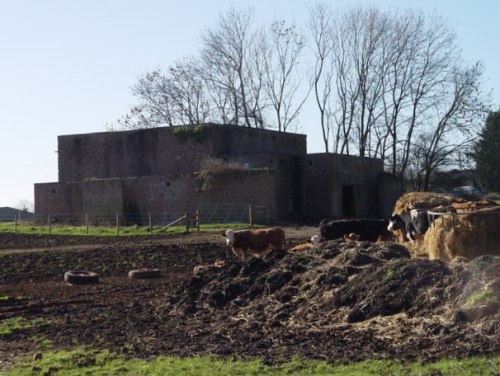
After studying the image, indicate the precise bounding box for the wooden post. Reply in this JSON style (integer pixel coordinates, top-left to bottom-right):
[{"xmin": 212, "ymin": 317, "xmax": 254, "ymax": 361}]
[
  {"xmin": 185, "ymin": 212, "xmax": 189, "ymax": 233},
  {"xmin": 14, "ymin": 214, "xmax": 18, "ymax": 233},
  {"xmin": 148, "ymin": 213, "xmax": 152, "ymax": 234},
  {"xmin": 248, "ymin": 205, "xmax": 253, "ymax": 226},
  {"xmin": 196, "ymin": 209, "xmax": 200, "ymax": 232},
  {"xmin": 48, "ymin": 214, "xmax": 51, "ymax": 234},
  {"xmin": 116, "ymin": 213, "xmax": 120, "ymax": 235},
  {"xmin": 85, "ymin": 213, "xmax": 89, "ymax": 235}
]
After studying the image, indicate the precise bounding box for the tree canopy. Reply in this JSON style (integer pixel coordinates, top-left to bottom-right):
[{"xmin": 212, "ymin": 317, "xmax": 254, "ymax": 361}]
[{"xmin": 474, "ymin": 111, "xmax": 500, "ymax": 192}]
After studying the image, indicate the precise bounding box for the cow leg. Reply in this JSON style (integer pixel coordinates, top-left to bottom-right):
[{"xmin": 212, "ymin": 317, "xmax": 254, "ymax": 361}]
[{"xmin": 232, "ymin": 247, "xmax": 246, "ymax": 261}]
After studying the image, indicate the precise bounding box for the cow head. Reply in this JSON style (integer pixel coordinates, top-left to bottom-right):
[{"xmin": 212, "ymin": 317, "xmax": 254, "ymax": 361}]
[
  {"xmin": 387, "ymin": 214, "xmax": 405, "ymax": 232},
  {"xmin": 224, "ymin": 229, "xmax": 235, "ymax": 246},
  {"xmin": 311, "ymin": 235, "xmax": 321, "ymax": 246}
]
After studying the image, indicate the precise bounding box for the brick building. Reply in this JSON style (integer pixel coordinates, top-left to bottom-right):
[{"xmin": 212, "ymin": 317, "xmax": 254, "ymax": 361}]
[{"xmin": 35, "ymin": 123, "xmax": 400, "ymax": 223}]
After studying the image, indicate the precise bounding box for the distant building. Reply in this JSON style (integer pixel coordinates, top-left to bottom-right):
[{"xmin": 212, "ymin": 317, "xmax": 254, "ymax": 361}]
[
  {"xmin": 34, "ymin": 123, "xmax": 400, "ymax": 223},
  {"xmin": 0, "ymin": 207, "xmax": 34, "ymax": 222}
]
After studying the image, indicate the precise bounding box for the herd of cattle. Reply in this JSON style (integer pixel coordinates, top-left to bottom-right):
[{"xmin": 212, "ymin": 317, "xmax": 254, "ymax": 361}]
[{"xmin": 220, "ymin": 208, "xmax": 435, "ymax": 261}]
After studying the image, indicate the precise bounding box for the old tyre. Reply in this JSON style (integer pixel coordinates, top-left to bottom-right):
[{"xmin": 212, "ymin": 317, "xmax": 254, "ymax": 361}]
[
  {"xmin": 64, "ymin": 270, "xmax": 99, "ymax": 285},
  {"xmin": 128, "ymin": 268, "xmax": 162, "ymax": 279}
]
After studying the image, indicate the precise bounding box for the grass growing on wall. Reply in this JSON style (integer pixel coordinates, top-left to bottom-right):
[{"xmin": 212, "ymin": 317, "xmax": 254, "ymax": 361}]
[{"xmin": 172, "ymin": 124, "xmax": 207, "ymax": 143}]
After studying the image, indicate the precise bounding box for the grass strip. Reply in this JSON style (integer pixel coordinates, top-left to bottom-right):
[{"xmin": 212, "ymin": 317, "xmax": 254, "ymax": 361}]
[{"xmin": 4, "ymin": 349, "xmax": 499, "ymax": 376}]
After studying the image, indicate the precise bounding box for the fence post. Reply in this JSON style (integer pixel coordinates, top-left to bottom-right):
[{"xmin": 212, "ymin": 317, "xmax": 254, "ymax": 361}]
[
  {"xmin": 185, "ymin": 212, "xmax": 189, "ymax": 233},
  {"xmin": 248, "ymin": 205, "xmax": 253, "ymax": 226},
  {"xmin": 196, "ymin": 209, "xmax": 200, "ymax": 232},
  {"xmin": 47, "ymin": 214, "xmax": 52, "ymax": 234},
  {"xmin": 14, "ymin": 214, "xmax": 18, "ymax": 233},
  {"xmin": 116, "ymin": 213, "xmax": 119, "ymax": 235},
  {"xmin": 85, "ymin": 213, "xmax": 89, "ymax": 235},
  {"xmin": 148, "ymin": 213, "xmax": 152, "ymax": 234}
]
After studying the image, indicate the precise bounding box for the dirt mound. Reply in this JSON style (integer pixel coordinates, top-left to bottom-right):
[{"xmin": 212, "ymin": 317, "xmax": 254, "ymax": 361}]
[
  {"xmin": 168, "ymin": 241, "xmax": 411, "ymax": 317},
  {"xmin": 1, "ymin": 233, "xmax": 498, "ymax": 368},
  {"xmin": 166, "ymin": 240, "xmax": 498, "ymax": 361}
]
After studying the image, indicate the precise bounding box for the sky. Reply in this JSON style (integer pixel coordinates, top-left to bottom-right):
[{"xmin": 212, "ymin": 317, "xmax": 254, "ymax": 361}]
[{"xmin": 1, "ymin": 0, "xmax": 499, "ymax": 209}]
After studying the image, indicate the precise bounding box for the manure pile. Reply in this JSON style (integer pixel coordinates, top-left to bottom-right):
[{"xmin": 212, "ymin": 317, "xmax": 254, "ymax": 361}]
[{"xmin": 165, "ymin": 240, "xmax": 499, "ymax": 362}]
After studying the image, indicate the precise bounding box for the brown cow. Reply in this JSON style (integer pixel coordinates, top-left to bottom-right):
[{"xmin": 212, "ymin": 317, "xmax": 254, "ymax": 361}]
[{"xmin": 222, "ymin": 227, "xmax": 286, "ymax": 260}]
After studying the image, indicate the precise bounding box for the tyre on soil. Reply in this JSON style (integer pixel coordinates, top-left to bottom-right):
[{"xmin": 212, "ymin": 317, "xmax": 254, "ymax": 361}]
[
  {"xmin": 64, "ymin": 270, "xmax": 99, "ymax": 285},
  {"xmin": 128, "ymin": 268, "xmax": 162, "ymax": 279}
]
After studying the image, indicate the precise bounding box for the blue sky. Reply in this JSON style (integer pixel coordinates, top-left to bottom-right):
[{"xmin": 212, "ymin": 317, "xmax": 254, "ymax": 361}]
[{"xmin": 1, "ymin": 0, "xmax": 499, "ymax": 208}]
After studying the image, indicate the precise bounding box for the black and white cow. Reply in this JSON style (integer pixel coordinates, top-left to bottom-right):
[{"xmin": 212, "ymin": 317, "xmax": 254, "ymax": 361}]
[{"xmin": 387, "ymin": 209, "xmax": 429, "ymax": 243}]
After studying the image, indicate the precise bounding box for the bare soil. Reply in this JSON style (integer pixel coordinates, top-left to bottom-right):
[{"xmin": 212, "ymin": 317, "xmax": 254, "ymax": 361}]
[{"xmin": 0, "ymin": 227, "xmax": 498, "ymax": 370}]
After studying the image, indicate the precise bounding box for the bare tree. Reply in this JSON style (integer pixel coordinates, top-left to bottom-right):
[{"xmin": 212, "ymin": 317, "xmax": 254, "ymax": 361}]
[
  {"xmin": 165, "ymin": 58, "xmax": 212, "ymax": 125},
  {"xmin": 114, "ymin": 7, "xmax": 311, "ymax": 133},
  {"xmin": 395, "ymin": 14, "xmax": 457, "ymax": 178},
  {"xmin": 334, "ymin": 7, "xmax": 389, "ymax": 156},
  {"xmin": 116, "ymin": 57, "xmax": 212, "ymax": 130},
  {"xmin": 16, "ymin": 199, "xmax": 34, "ymax": 213},
  {"xmin": 118, "ymin": 70, "xmax": 174, "ymax": 129},
  {"xmin": 200, "ymin": 6, "xmax": 258, "ymax": 127},
  {"xmin": 308, "ymin": 4, "xmax": 335, "ymax": 152},
  {"xmin": 308, "ymin": 5, "xmax": 488, "ymax": 189},
  {"xmin": 409, "ymin": 62, "xmax": 487, "ymax": 190},
  {"xmin": 262, "ymin": 20, "xmax": 308, "ymax": 132}
]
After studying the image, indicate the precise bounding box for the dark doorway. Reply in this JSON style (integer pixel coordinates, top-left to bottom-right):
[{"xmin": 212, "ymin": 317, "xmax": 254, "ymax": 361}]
[{"xmin": 342, "ymin": 185, "xmax": 355, "ymax": 218}]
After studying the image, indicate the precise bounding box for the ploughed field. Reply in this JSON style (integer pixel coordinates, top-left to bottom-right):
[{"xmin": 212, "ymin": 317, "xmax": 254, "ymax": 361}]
[{"xmin": 0, "ymin": 229, "xmax": 498, "ymax": 370}]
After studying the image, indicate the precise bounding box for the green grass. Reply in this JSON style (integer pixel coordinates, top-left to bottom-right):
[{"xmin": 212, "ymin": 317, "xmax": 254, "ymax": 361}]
[
  {"xmin": 0, "ymin": 222, "xmax": 254, "ymax": 237},
  {"xmin": 4, "ymin": 350, "xmax": 499, "ymax": 376},
  {"xmin": 0, "ymin": 317, "xmax": 47, "ymax": 335},
  {"xmin": 465, "ymin": 289, "xmax": 497, "ymax": 307}
]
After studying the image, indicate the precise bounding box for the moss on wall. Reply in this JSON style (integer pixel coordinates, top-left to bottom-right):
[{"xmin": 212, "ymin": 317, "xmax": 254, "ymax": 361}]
[{"xmin": 172, "ymin": 125, "xmax": 207, "ymax": 144}]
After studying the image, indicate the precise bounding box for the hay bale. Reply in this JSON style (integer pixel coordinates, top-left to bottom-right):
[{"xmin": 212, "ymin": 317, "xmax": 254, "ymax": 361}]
[
  {"xmin": 451, "ymin": 199, "xmax": 499, "ymax": 213},
  {"xmin": 392, "ymin": 192, "xmax": 460, "ymax": 215},
  {"xmin": 423, "ymin": 206, "xmax": 500, "ymax": 261}
]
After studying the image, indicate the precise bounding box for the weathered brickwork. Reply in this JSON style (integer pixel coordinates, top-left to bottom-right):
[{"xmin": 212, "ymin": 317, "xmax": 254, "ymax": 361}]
[
  {"xmin": 35, "ymin": 123, "xmax": 398, "ymax": 222},
  {"xmin": 58, "ymin": 124, "xmax": 305, "ymax": 182},
  {"xmin": 297, "ymin": 153, "xmax": 392, "ymax": 219}
]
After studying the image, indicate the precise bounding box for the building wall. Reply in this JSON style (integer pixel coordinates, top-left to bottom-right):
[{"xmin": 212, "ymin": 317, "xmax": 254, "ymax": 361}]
[
  {"xmin": 297, "ymin": 154, "xmax": 335, "ymax": 219},
  {"xmin": 36, "ymin": 124, "xmax": 399, "ymax": 223},
  {"xmin": 82, "ymin": 179, "xmax": 124, "ymax": 215},
  {"xmin": 58, "ymin": 124, "xmax": 306, "ymax": 182},
  {"xmin": 331, "ymin": 154, "xmax": 384, "ymax": 218},
  {"xmin": 377, "ymin": 172, "xmax": 403, "ymax": 217},
  {"xmin": 35, "ymin": 182, "xmax": 83, "ymax": 216},
  {"xmin": 36, "ymin": 170, "xmax": 278, "ymax": 223},
  {"xmin": 193, "ymin": 169, "xmax": 277, "ymax": 211},
  {"xmin": 298, "ymin": 153, "xmax": 384, "ymax": 220}
]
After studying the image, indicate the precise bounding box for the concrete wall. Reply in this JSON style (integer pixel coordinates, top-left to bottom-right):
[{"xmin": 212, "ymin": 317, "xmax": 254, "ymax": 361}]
[
  {"xmin": 298, "ymin": 153, "xmax": 384, "ymax": 220},
  {"xmin": 58, "ymin": 124, "xmax": 306, "ymax": 182},
  {"xmin": 331, "ymin": 154, "xmax": 384, "ymax": 218},
  {"xmin": 377, "ymin": 172, "xmax": 403, "ymax": 217},
  {"xmin": 36, "ymin": 169, "xmax": 279, "ymax": 223},
  {"xmin": 82, "ymin": 179, "xmax": 124, "ymax": 216},
  {"xmin": 35, "ymin": 182, "xmax": 83, "ymax": 216},
  {"xmin": 297, "ymin": 154, "xmax": 335, "ymax": 219},
  {"xmin": 35, "ymin": 124, "xmax": 400, "ymax": 223}
]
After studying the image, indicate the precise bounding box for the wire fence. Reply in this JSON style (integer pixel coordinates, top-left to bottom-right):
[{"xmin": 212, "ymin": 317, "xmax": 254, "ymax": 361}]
[{"xmin": 1, "ymin": 203, "xmax": 275, "ymax": 234}]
